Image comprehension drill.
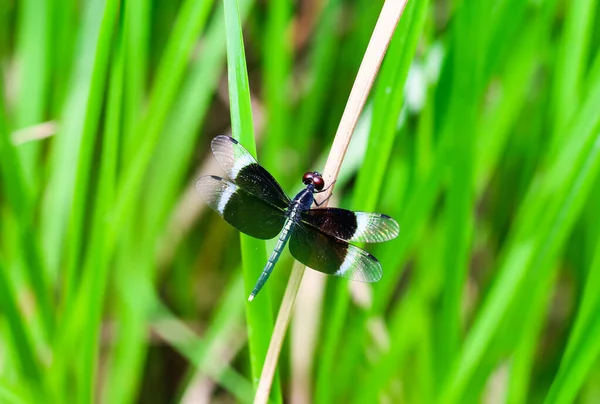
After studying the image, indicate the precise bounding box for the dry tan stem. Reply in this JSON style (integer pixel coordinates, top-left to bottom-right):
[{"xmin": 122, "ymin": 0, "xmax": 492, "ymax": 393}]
[{"xmin": 253, "ymin": 0, "xmax": 409, "ymax": 402}]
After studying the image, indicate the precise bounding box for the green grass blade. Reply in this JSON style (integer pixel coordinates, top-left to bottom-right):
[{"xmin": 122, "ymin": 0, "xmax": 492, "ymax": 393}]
[
  {"xmin": 550, "ymin": 0, "xmax": 597, "ymax": 139},
  {"xmin": 143, "ymin": 0, "xmax": 254, "ymax": 240},
  {"xmin": 75, "ymin": 14, "xmax": 123, "ymax": 402},
  {"xmin": 506, "ymin": 270, "xmax": 556, "ymax": 403},
  {"xmin": 109, "ymin": 0, "xmax": 214, "ymax": 247},
  {"xmin": 441, "ymin": 51, "xmax": 600, "ymax": 403},
  {"xmin": 46, "ymin": 1, "xmax": 120, "ymax": 401},
  {"xmin": 0, "ymin": 260, "xmax": 42, "ymax": 390},
  {"xmin": 223, "ymin": 0, "xmax": 281, "ymax": 399},
  {"xmin": 294, "ymin": 0, "xmax": 343, "ymax": 159},
  {"xmin": 41, "ymin": 0, "xmax": 106, "ymax": 275},
  {"xmin": 438, "ymin": 0, "xmax": 482, "ymax": 379},
  {"xmin": 3, "ymin": 0, "xmax": 600, "ymax": 401},
  {"xmin": 48, "ymin": 0, "xmax": 78, "ymax": 111},
  {"xmin": 545, "ymin": 233, "xmax": 600, "ymax": 403},
  {"xmin": 173, "ymin": 273, "xmax": 252, "ymax": 403},
  {"xmin": 261, "ymin": 0, "xmax": 292, "ymax": 178},
  {"xmin": 60, "ymin": 0, "xmax": 119, "ymax": 308},
  {"xmin": 314, "ymin": 1, "xmax": 427, "ymax": 401},
  {"xmin": 0, "ymin": 380, "xmax": 32, "ymax": 404},
  {"xmin": 102, "ymin": 240, "xmax": 152, "ymax": 404},
  {"xmin": 0, "ymin": 69, "xmax": 53, "ymax": 338},
  {"xmin": 122, "ymin": 0, "xmax": 149, "ymax": 155},
  {"xmin": 14, "ymin": 0, "xmax": 51, "ymax": 186}
]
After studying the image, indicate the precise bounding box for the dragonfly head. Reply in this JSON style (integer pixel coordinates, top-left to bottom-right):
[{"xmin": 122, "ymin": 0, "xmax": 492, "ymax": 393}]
[{"xmin": 302, "ymin": 171, "xmax": 325, "ymax": 191}]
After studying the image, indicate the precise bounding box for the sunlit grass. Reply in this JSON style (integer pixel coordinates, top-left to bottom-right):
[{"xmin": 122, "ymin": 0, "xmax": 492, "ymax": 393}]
[{"xmin": 0, "ymin": 0, "xmax": 599, "ymax": 402}]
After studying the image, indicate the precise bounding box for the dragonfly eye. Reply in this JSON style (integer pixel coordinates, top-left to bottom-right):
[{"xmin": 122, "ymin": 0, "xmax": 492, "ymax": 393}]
[
  {"xmin": 302, "ymin": 172, "xmax": 315, "ymax": 185},
  {"xmin": 312, "ymin": 175, "xmax": 325, "ymax": 191}
]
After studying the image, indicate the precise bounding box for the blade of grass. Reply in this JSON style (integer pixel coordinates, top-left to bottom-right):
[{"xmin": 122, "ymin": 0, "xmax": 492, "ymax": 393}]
[
  {"xmin": 254, "ymin": 261, "xmax": 305, "ymax": 403},
  {"xmin": 0, "ymin": 66, "xmax": 53, "ymax": 339},
  {"xmin": 53, "ymin": 0, "xmax": 216, "ymax": 396},
  {"xmin": 222, "ymin": 0, "xmax": 281, "ymax": 399},
  {"xmin": 47, "ymin": 1, "xmax": 120, "ymax": 400},
  {"xmin": 550, "ymin": 0, "xmax": 597, "ymax": 141},
  {"xmin": 98, "ymin": 1, "xmax": 222, "ymax": 398},
  {"xmin": 475, "ymin": 22, "xmax": 539, "ymax": 193},
  {"xmin": 48, "ymin": 0, "xmax": 78, "ymax": 112},
  {"xmin": 441, "ymin": 51, "xmax": 600, "ymax": 403},
  {"xmin": 122, "ymin": 0, "xmax": 149, "ymax": 157},
  {"xmin": 256, "ymin": 1, "xmax": 410, "ymax": 402},
  {"xmin": 4, "ymin": 0, "xmax": 597, "ymax": 401},
  {"xmin": 75, "ymin": 14, "xmax": 123, "ymax": 402},
  {"xmin": 175, "ymin": 273, "xmax": 252, "ymax": 402},
  {"xmin": 0, "ymin": 381, "xmax": 31, "ymax": 404},
  {"xmin": 60, "ymin": 0, "xmax": 119, "ymax": 309},
  {"xmin": 438, "ymin": 0, "xmax": 482, "ymax": 380},
  {"xmin": 102, "ymin": 236, "xmax": 152, "ymax": 404},
  {"xmin": 102, "ymin": 3, "xmax": 253, "ymax": 397},
  {"xmin": 261, "ymin": 0, "xmax": 292, "ymax": 177},
  {"xmin": 352, "ymin": 0, "xmax": 424, "ymax": 211},
  {"xmin": 14, "ymin": 0, "xmax": 51, "ymax": 187},
  {"xmin": 41, "ymin": 0, "xmax": 106, "ymax": 275},
  {"xmin": 315, "ymin": 1, "xmax": 426, "ymax": 400},
  {"xmin": 143, "ymin": 0, "xmax": 254, "ymax": 244},
  {"xmin": 0, "ymin": 259, "xmax": 43, "ymax": 391},
  {"xmin": 372, "ymin": 132, "xmax": 450, "ymax": 311},
  {"xmin": 0, "ymin": 1, "xmax": 9, "ymax": 59},
  {"xmin": 294, "ymin": 0, "xmax": 343, "ymax": 159},
  {"xmin": 353, "ymin": 233, "xmax": 443, "ymax": 403},
  {"xmin": 465, "ymin": 35, "xmax": 597, "ymax": 398},
  {"xmin": 101, "ymin": 1, "xmax": 217, "ymax": 395},
  {"xmin": 51, "ymin": 0, "xmax": 214, "ymax": 281},
  {"xmin": 286, "ymin": 113, "xmax": 375, "ymax": 403},
  {"xmin": 506, "ymin": 269, "xmax": 557, "ymax": 403},
  {"xmin": 373, "ymin": 0, "xmax": 557, "ymax": 316},
  {"xmin": 111, "ymin": 0, "xmax": 214, "ymax": 224},
  {"xmin": 545, "ymin": 230, "xmax": 600, "ymax": 403}
]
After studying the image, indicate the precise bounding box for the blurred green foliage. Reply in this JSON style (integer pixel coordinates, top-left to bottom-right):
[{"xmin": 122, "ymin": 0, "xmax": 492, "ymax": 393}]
[{"xmin": 0, "ymin": 0, "xmax": 600, "ymax": 402}]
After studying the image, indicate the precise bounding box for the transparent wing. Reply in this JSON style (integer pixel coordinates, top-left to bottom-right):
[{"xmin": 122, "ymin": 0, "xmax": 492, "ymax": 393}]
[
  {"xmin": 195, "ymin": 175, "xmax": 286, "ymax": 240},
  {"xmin": 211, "ymin": 135, "xmax": 290, "ymax": 209},
  {"xmin": 301, "ymin": 208, "xmax": 399, "ymax": 243},
  {"xmin": 289, "ymin": 223, "xmax": 382, "ymax": 282}
]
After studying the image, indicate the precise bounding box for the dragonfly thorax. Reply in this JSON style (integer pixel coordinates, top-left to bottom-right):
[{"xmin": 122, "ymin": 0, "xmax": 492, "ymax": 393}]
[{"xmin": 291, "ymin": 188, "xmax": 315, "ymax": 212}]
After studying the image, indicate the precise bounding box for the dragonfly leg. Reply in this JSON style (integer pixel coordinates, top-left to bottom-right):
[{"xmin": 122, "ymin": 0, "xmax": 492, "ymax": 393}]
[
  {"xmin": 316, "ymin": 179, "xmax": 337, "ymax": 194},
  {"xmin": 314, "ymin": 193, "xmax": 332, "ymax": 207},
  {"xmin": 314, "ymin": 179, "xmax": 336, "ymax": 207}
]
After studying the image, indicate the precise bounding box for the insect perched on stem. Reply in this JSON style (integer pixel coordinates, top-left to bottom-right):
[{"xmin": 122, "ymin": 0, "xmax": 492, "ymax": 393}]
[{"xmin": 196, "ymin": 136, "xmax": 399, "ymax": 301}]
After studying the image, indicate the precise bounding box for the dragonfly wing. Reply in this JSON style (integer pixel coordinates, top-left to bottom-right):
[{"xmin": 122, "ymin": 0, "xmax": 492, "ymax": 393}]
[
  {"xmin": 211, "ymin": 135, "xmax": 290, "ymax": 209},
  {"xmin": 289, "ymin": 223, "xmax": 382, "ymax": 282},
  {"xmin": 300, "ymin": 208, "xmax": 399, "ymax": 243},
  {"xmin": 196, "ymin": 175, "xmax": 286, "ymax": 239}
]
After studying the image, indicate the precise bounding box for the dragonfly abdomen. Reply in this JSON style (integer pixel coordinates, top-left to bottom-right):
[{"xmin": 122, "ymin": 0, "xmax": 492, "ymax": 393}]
[{"xmin": 248, "ymin": 209, "xmax": 298, "ymax": 301}]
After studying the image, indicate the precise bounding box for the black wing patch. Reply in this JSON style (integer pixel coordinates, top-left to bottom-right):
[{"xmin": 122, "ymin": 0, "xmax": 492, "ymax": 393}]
[
  {"xmin": 301, "ymin": 208, "xmax": 399, "ymax": 243},
  {"xmin": 195, "ymin": 175, "xmax": 286, "ymax": 239},
  {"xmin": 289, "ymin": 223, "xmax": 382, "ymax": 282},
  {"xmin": 211, "ymin": 135, "xmax": 290, "ymax": 209}
]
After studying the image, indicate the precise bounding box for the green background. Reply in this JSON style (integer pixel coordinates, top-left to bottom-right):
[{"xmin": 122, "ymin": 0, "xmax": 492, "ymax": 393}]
[{"xmin": 1, "ymin": 0, "xmax": 599, "ymax": 402}]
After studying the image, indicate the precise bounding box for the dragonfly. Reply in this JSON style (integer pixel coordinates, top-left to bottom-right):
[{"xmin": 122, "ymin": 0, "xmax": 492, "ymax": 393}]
[{"xmin": 196, "ymin": 135, "xmax": 399, "ymax": 301}]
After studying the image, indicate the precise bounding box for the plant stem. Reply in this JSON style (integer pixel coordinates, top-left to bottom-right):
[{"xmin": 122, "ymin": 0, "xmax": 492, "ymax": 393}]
[{"xmin": 253, "ymin": 0, "xmax": 409, "ymax": 402}]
